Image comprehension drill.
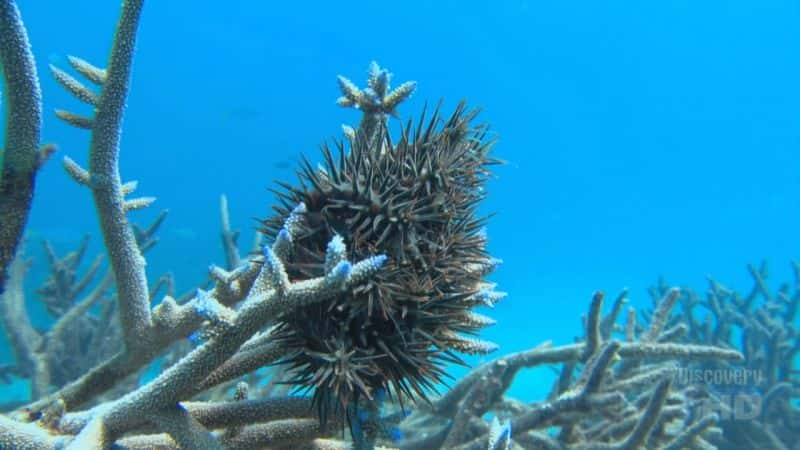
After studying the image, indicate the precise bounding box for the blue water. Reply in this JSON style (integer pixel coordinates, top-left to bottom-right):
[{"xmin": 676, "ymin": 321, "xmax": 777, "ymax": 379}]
[{"xmin": 2, "ymin": 0, "xmax": 799, "ymax": 403}]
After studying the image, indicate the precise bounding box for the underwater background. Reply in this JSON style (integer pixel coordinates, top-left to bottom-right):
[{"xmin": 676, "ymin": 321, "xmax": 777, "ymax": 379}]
[{"xmin": 1, "ymin": 0, "xmax": 798, "ymax": 406}]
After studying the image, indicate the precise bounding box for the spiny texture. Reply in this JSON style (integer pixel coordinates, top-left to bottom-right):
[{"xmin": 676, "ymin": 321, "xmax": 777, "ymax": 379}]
[{"xmin": 260, "ymin": 101, "xmax": 504, "ymax": 424}]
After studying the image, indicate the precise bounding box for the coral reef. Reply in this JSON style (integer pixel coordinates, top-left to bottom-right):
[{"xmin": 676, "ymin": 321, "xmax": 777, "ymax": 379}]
[
  {"xmin": 0, "ymin": 1, "xmax": 793, "ymax": 449},
  {"xmin": 648, "ymin": 263, "xmax": 800, "ymax": 449},
  {"xmin": 395, "ymin": 289, "xmax": 743, "ymax": 449}
]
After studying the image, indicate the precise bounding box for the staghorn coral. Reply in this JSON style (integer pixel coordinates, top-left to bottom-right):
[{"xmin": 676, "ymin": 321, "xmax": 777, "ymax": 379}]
[
  {"xmin": 0, "ymin": 0, "xmax": 763, "ymax": 449},
  {"xmin": 260, "ymin": 76, "xmax": 505, "ymax": 424},
  {"xmin": 50, "ymin": 0, "xmax": 154, "ymax": 354},
  {"xmin": 393, "ymin": 289, "xmax": 743, "ymax": 450},
  {"xmin": 648, "ymin": 262, "xmax": 800, "ymax": 450},
  {"xmin": 336, "ymin": 61, "xmax": 417, "ymax": 149},
  {"xmin": 0, "ymin": 0, "xmax": 53, "ymax": 296},
  {"xmin": 0, "ymin": 211, "xmax": 170, "ymax": 408}
]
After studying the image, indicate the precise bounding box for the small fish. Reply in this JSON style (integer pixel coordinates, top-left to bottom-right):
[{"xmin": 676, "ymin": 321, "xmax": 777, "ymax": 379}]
[
  {"xmin": 220, "ymin": 106, "xmax": 263, "ymax": 124},
  {"xmin": 170, "ymin": 227, "xmax": 199, "ymax": 241},
  {"xmin": 273, "ymin": 159, "xmax": 292, "ymax": 169}
]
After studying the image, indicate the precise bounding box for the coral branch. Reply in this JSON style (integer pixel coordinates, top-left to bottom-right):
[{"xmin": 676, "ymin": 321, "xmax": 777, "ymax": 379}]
[
  {"xmin": 84, "ymin": 0, "xmax": 152, "ymax": 352},
  {"xmin": 0, "ymin": 0, "xmax": 43, "ymax": 295}
]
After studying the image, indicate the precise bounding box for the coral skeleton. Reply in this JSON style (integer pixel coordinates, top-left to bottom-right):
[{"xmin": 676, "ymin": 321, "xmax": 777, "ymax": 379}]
[{"xmin": 0, "ymin": 1, "xmax": 788, "ymax": 449}]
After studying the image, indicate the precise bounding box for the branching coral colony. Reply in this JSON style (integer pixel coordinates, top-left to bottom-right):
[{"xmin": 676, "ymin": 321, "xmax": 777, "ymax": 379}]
[{"xmin": 0, "ymin": 1, "xmax": 790, "ymax": 449}]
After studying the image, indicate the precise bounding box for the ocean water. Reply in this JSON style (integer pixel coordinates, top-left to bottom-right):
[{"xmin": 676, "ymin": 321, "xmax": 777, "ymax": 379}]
[{"xmin": 1, "ymin": 0, "xmax": 798, "ymax": 435}]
